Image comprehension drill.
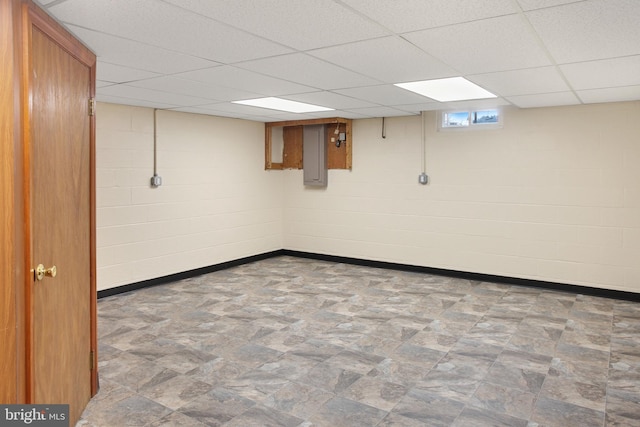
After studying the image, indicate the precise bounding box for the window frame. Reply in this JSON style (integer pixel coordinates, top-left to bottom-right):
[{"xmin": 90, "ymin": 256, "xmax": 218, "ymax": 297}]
[{"xmin": 439, "ymin": 108, "xmax": 503, "ymax": 131}]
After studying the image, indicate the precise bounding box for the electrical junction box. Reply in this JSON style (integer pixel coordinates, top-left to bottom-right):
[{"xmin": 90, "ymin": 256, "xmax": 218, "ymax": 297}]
[{"xmin": 150, "ymin": 174, "xmax": 162, "ymax": 188}]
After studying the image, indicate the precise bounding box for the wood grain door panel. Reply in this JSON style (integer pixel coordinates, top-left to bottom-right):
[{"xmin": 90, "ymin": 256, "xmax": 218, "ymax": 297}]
[{"xmin": 30, "ymin": 25, "xmax": 92, "ymax": 423}]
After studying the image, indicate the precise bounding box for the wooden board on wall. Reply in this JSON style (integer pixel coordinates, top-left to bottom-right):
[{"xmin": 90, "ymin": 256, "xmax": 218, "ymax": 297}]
[
  {"xmin": 265, "ymin": 118, "xmax": 352, "ymax": 171},
  {"xmin": 327, "ymin": 123, "xmax": 347, "ymax": 170},
  {"xmin": 282, "ymin": 125, "xmax": 303, "ymax": 169}
]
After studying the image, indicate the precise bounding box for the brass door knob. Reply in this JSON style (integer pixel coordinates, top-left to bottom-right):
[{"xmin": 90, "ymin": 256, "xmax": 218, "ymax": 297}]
[{"xmin": 34, "ymin": 264, "xmax": 57, "ymax": 281}]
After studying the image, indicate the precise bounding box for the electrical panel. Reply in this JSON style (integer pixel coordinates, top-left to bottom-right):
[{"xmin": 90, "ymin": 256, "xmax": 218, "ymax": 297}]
[{"xmin": 303, "ymin": 124, "xmax": 328, "ymax": 187}]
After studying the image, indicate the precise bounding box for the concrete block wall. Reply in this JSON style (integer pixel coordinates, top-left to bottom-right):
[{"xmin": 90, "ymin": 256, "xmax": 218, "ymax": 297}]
[
  {"xmin": 96, "ymin": 101, "xmax": 640, "ymax": 293},
  {"xmin": 283, "ymin": 102, "xmax": 640, "ymax": 293},
  {"xmin": 96, "ymin": 103, "xmax": 283, "ymax": 290}
]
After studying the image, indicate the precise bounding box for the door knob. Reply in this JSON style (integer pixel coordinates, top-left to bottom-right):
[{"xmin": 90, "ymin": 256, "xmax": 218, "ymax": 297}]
[{"xmin": 34, "ymin": 264, "xmax": 57, "ymax": 281}]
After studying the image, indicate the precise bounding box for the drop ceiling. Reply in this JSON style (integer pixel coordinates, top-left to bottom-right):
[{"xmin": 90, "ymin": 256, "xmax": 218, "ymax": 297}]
[{"xmin": 36, "ymin": 0, "xmax": 640, "ymax": 121}]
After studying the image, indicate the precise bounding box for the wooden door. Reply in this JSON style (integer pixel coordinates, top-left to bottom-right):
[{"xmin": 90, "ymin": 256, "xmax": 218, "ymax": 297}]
[{"xmin": 28, "ymin": 13, "xmax": 95, "ymax": 424}]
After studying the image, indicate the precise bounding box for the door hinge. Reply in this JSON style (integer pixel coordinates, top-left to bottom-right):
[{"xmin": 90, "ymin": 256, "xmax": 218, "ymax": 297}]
[
  {"xmin": 90, "ymin": 350, "xmax": 95, "ymax": 371},
  {"xmin": 89, "ymin": 98, "xmax": 96, "ymax": 116}
]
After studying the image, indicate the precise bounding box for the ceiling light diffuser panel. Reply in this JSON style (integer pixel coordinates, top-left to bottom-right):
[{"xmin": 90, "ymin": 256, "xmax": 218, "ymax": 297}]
[{"xmin": 395, "ymin": 77, "xmax": 498, "ymax": 102}]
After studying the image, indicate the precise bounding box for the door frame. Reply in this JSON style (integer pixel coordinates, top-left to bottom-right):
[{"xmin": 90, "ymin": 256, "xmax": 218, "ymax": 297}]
[
  {"xmin": 21, "ymin": 0, "xmax": 98, "ymax": 399},
  {"xmin": 0, "ymin": 0, "xmax": 27, "ymax": 403}
]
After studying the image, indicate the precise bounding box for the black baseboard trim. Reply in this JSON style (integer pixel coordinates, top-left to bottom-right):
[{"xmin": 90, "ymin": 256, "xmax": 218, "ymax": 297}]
[
  {"xmin": 97, "ymin": 250, "xmax": 285, "ymax": 299},
  {"xmin": 282, "ymin": 250, "xmax": 640, "ymax": 302},
  {"xmin": 98, "ymin": 248, "xmax": 640, "ymax": 303}
]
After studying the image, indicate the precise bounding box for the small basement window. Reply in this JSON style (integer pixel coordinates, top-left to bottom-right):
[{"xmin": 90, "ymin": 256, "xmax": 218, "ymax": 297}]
[{"xmin": 440, "ymin": 108, "xmax": 502, "ymax": 130}]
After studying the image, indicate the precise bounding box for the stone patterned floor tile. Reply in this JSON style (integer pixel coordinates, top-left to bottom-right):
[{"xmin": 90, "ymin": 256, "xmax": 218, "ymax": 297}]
[
  {"xmin": 377, "ymin": 412, "xmax": 432, "ymax": 427},
  {"xmin": 338, "ymin": 375, "xmax": 408, "ymax": 411},
  {"xmin": 605, "ymin": 389, "xmax": 640, "ymax": 427},
  {"xmin": 262, "ymin": 381, "xmax": 334, "ymax": 419},
  {"xmin": 223, "ymin": 405, "xmax": 304, "ymax": 427},
  {"xmin": 447, "ymin": 337, "xmax": 503, "ymax": 362},
  {"xmin": 75, "ymin": 256, "xmax": 640, "ymax": 426},
  {"xmin": 87, "ymin": 395, "xmax": 171, "ymax": 426},
  {"xmin": 486, "ymin": 361, "xmax": 546, "ymax": 394},
  {"xmin": 495, "ymin": 349, "xmax": 553, "ymax": 373},
  {"xmin": 414, "ymin": 373, "xmax": 480, "ymax": 402},
  {"xmin": 176, "ymin": 388, "xmax": 256, "ymax": 427},
  {"xmin": 430, "ymin": 353, "xmax": 494, "ymax": 381},
  {"xmin": 308, "ymin": 396, "xmax": 388, "ymax": 427},
  {"xmin": 391, "ymin": 389, "xmax": 465, "ymax": 426},
  {"xmin": 530, "ymin": 396, "xmax": 605, "ymax": 427},
  {"xmin": 366, "ymin": 358, "xmax": 429, "ymax": 388},
  {"xmin": 139, "ymin": 374, "xmax": 212, "ymax": 410},
  {"xmin": 407, "ymin": 329, "xmax": 459, "ymax": 352},
  {"xmin": 451, "ymin": 406, "xmax": 529, "ymax": 427},
  {"xmin": 554, "ymin": 343, "xmax": 611, "ymax": 369},
  {"xmin": 506, "ymin": 333, "xmax": 559, "ymax": 357},
  {"xmin": 302, "ymin": 362, "xmax": 362, "ymax": 394},
  {"xmin": 324, "ymin": 349, "xmax": 386, "ymax": 375},
  {"xmin": 468, "ymin": 381, "xmax": 536, "ymax": 420},
  {"xmin": 391, "ymin": 342, "xmax": 446, "ymax": 367},
  {"xmin": 146, "ymin": 410, "xmax": 210, "ymax": 427},
  {"xmin": 256, "ymin": 353, "xmax": 322, "ymax": 381},
  {"xmin": 539, "ymin": 375, "xmax": 608, "ymax": 413}
]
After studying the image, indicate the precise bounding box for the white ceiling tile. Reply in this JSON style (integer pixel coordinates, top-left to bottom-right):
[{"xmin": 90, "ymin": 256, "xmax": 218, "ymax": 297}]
[
  {"xmin": 96, "ymin": 96, "xmax": 179, "ymax": 110},
  {"xmin": 154, "ymin": 103, "xmax": 302, "ymax": 122},
  {"xmin": 577, "ymin": 86, "xmax": 640, "ymax": 104},
  {"xmin": 327, "ymin": 111, "xmax": 371, "ymax": 119},
  {"xmin": 237, "ymin": 53, "xmax": 380, "ymax": 90},
  {"xmin": 164, "ymin": 0, "xmax": 389, "ymax": 50},
  {"xmin": 516, "ymin": 0, "xmax": 585, "ymax": 11},
  {"xmin": 96, "ymin": 80, "xmax": 115, "ymax": 89},
  {"xmin": 334, "ymin": 85, "xmax": 434, "ymax": 105},
  {"xmin": 263, "ymin": 113, "xmax": 321, "ymax": 121},
  {"xmin": 341, "ymin": 0, "xmax": 518, "ymax": 33},
  {"xmin": 169, "ymin": 106, "xmax": 286, "ymax": 122},
  {"xmin": 468, "ymin": 67, "xmax": 569, "ymax": 96},
  {"xmin": 189, "ymin": 102, "xmax": 296, "ymax": 118},
  {"xmin": 344, "ymin": 106, "xmax": 414, "ymax": 118},
  {"xmin": 441, "ymin": 97, "xmax": 511, "ymax": 110},
  {"xmin": 164, "ymin": 107, "xmax": 226, "ymax": 118},
  {"xmin": 126, "ymin": 76, "xmax": 261, "ymax": 102},
  {"xmin": 50, "ymin": 0, "xmax": 292, "ymax": 63},
  {"xmin": 249, "ymin": 115, "xmax": 303, "ymax": 122},
  {"xmin": 560, "ymin": 56, "xmax": 640, "ymax": 90},
  {"xmin": 38, "ymin": 0, "xmax": 640, "ymax": 115},
  {"xmin": 393, "ymin": 102, "xmax": 444, "ymax": 113},
  {"xmin": 98, "ymin": 84, "xmax": 212, "ymax": 107},
  {"xmin": 304, "ymin": 110, "xmax": 365, "ymax": 119},
  {"xmin": 309, "ymin": 36, "xmax": 457, "ymax": 83},
  {"xmin": 526, "ymin": 0, "xmax": 640, "ymax": 63},
  {"xmin": 404, "ymin": 14, "xmax": 552, "ymax": 74},
  {"xmin": 284, "ymin": 91, "xmax": 377, "ymax": 110},
  {"xmin": 97, "ymin": 62, "xmax": 160, "ymax": 83},
  {"xmin": 505, "ymin": 91, "xmax": 580, "ymax": 108},
  {"xmin": 66, "ymin": 25, "xmax": 219, "ymax": 74},
  {"xmin": 174, "ymin": 66, "xmax": 316, "ymax": 97}
]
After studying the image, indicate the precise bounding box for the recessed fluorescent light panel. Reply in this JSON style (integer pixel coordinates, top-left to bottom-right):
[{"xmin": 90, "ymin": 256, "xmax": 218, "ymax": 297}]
[
  {"xmin": 232, "ymin": 97, "xmax": 334, "ymax": 113},
  {"xmin": 395, "ymin": 77, "xmax": 497, "ymax": 102}
]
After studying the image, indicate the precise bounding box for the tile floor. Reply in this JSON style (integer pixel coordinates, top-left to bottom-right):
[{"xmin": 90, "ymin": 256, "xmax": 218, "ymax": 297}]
[{"xmin": 77, "ymin": 256, "xmax": 640, "ymax": 426}]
